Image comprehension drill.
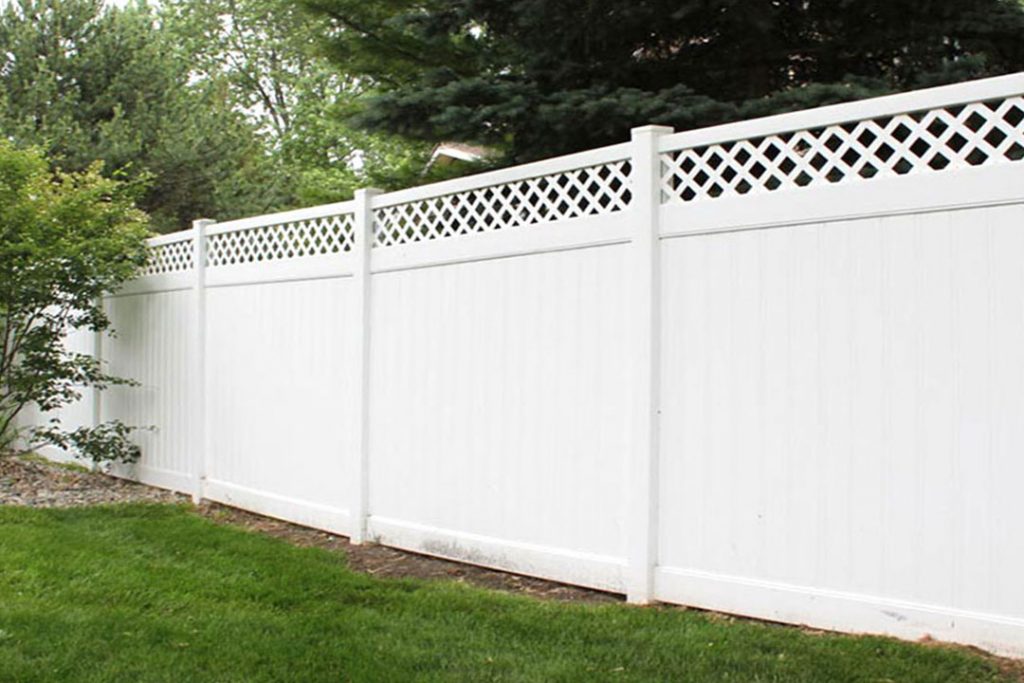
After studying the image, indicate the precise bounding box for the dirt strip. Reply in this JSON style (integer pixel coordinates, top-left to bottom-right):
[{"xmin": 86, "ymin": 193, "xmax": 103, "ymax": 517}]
[{"xmin": 0, "ymin": 455, "xmax": 616, "ymax": 603}]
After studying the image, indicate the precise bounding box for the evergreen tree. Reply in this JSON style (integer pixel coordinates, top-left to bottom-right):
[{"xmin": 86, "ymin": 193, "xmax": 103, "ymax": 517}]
[{"xmin": 304, "ymin": 0, "xmax": 1024, "ymax": 163}]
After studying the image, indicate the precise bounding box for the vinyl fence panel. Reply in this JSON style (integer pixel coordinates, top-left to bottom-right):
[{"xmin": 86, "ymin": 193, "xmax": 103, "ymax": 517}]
[{"xmin": 28, "ymin": 73, "xmax": 1024, "ymax": 657}]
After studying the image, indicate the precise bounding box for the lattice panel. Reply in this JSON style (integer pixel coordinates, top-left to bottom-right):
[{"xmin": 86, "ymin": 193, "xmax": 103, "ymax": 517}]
[
  {"xmin": 373, "ymin": 160, "xmax": 632, "ymax": 247},
  {"xmin": 661, "ymin": 95, "xmax": 1024, "ymax": 204},
  {"xmin": 206, "ymin": 213, "xmax": 356, "ymax": 267},
  {"xmin": 143, "ymin": 238, "xmax": 194, "ymax": 276}
]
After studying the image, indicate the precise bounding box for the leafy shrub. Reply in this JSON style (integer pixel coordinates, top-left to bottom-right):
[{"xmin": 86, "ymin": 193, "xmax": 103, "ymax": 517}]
[{"xmin": 0, "ymin": 142, "xmax": 149, "ymax": 463}]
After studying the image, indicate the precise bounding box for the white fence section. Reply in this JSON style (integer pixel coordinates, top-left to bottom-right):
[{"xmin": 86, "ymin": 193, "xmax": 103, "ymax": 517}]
[
  {"xmin": 40, "ymin": 74, "xmax": 1024, "ymax": 656},
  {"xmin": 18, "ymin": 326, "xmax": 99, "ymax": 466}
]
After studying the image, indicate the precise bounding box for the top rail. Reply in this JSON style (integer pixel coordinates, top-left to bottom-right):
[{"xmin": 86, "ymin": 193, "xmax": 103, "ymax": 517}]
[
  {"xmin": 206, "ymin": 199, "xmax": 357, "ymax": 237},
  {"xmin": 148, "ymin": 231, "xmax": 194, "ymax": 247},
  {"xmin": 658, "ymin": 72, "xmax": 1024, "ymax": 153},
  {"xmin": 372, "ymin": 142, "xmax": 632, "ymax": 209}
]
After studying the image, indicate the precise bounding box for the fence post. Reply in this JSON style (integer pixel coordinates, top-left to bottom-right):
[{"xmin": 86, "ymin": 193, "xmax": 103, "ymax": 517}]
[
  {"xmin": 191, "ymin": 218, "xmax": 214, "ymax": 505},
  {"xmin": 350, "ymin": 188, "xmax": 381, "ymax": 544},
  {"xmin": 90, "ymin": 299, "xmax": 104, "ymax": 472},
  {"xmin": 627, "ymin": 124, "xmax": 673, "ymax": 604}
]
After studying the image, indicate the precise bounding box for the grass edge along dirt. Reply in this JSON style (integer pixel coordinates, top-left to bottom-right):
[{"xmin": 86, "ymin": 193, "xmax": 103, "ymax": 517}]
[{"xmin": 0, "ymin": 504, "xmax": 1017, "ymax": 683}]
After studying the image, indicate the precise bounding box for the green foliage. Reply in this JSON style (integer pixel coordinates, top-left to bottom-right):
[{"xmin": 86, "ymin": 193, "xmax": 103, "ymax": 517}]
[
  {"xmin": 160, "ymin": 0, "xmax": 438, "ymax": 203},
  {"xmin": 32, "ymin": 421, "xmax": 143, "ymax": 466},
  {"xmin": 0, "ymin": 504, "xmax": 1017, "ymax": 682},
  {"xmin": 0, "ymin": 142, "xmax": 148, "ymax": 464},
  {"xmin": 0, "ymin": 0, "xmax": 466, "ymax": 231},
  {"xmin": 0, "ymin": 0, "xmax": 281, "ymax": 233},
  {"xmin": 304, "ymin": 0, "xmax": 1024, "ymax": 163}
]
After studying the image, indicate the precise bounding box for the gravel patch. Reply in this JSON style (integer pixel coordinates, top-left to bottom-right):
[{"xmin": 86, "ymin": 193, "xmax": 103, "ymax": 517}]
[{"xmin": 0, "ymin": 456, "xmax": 186, "ymax": 507}]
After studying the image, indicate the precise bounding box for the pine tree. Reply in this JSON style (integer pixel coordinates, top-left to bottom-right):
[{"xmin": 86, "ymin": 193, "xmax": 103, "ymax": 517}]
[{"xmin": 304, "ymin": 0, "xmax": 1024, "ymax": 163}]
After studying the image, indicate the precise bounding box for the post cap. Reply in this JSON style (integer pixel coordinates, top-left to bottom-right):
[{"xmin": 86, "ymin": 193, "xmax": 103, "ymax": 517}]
[{"xmin": 631, "ymin": 125, "xmax": 674, "ymax": 140}]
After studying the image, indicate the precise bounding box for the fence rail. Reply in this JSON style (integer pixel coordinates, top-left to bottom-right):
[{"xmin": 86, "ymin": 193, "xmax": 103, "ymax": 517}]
[{"xmin": 29, "ymin": 73, "xmax": 1024, "ymax": 657}]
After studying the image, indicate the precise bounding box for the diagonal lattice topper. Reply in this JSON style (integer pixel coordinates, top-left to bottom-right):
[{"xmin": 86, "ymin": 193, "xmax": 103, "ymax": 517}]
[
  {"xmin": 373, "ymin": 160, "xmax": 633, "ymax": 248},
  {"xmin": 661, "ymin": 96, "xmax": 1024, "ymax": 204},
  {"xmin": 205, "ymin": 213, "xmax": 357, "ymax": 268}
]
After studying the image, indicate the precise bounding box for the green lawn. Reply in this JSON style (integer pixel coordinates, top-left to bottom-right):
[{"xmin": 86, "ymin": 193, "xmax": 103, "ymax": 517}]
[{"xmin": 0, "ymin": 505, "xmax": 1016, "ymax": 683}]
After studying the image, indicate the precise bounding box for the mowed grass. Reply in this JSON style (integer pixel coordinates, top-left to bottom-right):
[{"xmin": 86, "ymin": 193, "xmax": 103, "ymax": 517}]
[{"xmin": 0, "ymin": 506, "xmax": 1015, "ymax": 683}]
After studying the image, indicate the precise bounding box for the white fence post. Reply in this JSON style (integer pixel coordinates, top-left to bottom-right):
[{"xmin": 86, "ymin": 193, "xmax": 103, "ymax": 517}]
[
  {"xmin": 90, "ymin": 299, "xmax": 104, "ymax": 472},
  {"xmin": 351, "ymin": 188, "xmax": 381, "ymax": 543},
  {"xmin": 627, "ymin": 124, "xmax": 673, "ymax": 604},
  {"xmin": 191, "ymin": 218, "xmax": 214, "ymax": 504}
]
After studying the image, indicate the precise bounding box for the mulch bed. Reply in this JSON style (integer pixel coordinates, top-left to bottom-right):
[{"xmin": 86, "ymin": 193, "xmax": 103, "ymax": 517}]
[
  {"xmin": 0, "ymin": 456, "xmax": 185, "ymax": 508},
  {"xmin": 0, "ymin": 455, "xmax": 617, "ymax": 603}
]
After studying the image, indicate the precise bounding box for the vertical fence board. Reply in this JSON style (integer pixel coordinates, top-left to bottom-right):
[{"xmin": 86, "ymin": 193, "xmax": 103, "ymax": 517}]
[
  {"xmin": 103, "ymin": 289, "xmax": 194, "ymax": 492},
  {"xmin": 366, "ymin": 244, "xmax": 632, "ymax": 591},
  {"xmin": 203, "ymin": 276, "xmax": 359, "ymax": 535},
  {"xmin": 656, "ymin": 203, "xmax": 1024, "ymax": 652}
]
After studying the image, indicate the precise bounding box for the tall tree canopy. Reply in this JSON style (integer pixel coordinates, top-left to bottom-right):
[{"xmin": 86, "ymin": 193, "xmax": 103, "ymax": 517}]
[
  {"xmin": 304, "ymin": 0, "xmax": 1024, "ymax": 163},
  {"xmin": 0, "ymin": 0, "xmax": 280, "ymax": 232},
  {"xmin": 161, "ymin": 0, "xmax": 438, "ymax": 207},
  {"xmin": 0, "ymin": 0, "xmax": 436, "ymax": 233}
]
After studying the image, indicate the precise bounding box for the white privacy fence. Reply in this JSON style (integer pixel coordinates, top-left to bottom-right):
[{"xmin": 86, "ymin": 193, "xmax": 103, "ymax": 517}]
[{"xmin": 32, "ymin": 74, "xmax": 1024, "ymax": 656}]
